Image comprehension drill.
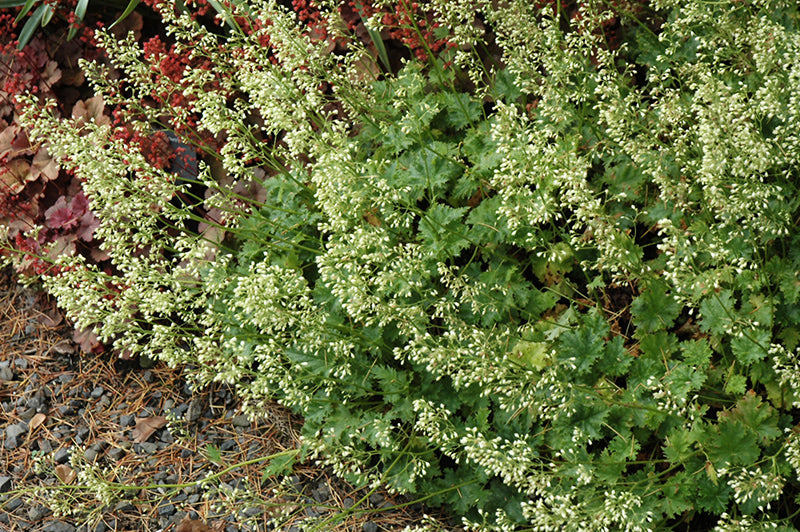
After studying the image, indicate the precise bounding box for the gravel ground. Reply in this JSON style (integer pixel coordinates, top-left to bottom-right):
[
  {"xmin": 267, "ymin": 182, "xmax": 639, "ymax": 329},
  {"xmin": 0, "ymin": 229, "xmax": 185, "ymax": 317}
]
[{"xmin": 0, "ymin": 268, "xmax": 455, "ymax": 532}]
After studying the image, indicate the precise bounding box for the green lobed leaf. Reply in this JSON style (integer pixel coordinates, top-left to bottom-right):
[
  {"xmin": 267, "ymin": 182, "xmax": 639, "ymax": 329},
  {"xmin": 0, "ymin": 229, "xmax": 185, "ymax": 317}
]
[
  {"xmin": 556, "ymin": 309, "xmax": 608, "ymax": 377},
  {"xmin": 682, "ymin": 338, "xmax": 713, "ymax": 367},
  {"xmin": 721, "ymin": 391, "xmax": 782, "ymax": 445},
  {"xmin": 663, "ymin": 426, "xmax": 695, "ymax": 465},
  {"xmin": 630, "ymin": 279, "xmax": 681, "ymax": 335},
  {"xmin": 260, "ymin": 452, "xmax": 297, "ymax": 481},
  {"xmin": 730, "ymin": 328, "xmax": 771, "ymax": 366},
  {"xmin": 205, "ymin": 443, "xmax": 222, "ymax": 464},
  {"xmin": 699, "ymin": 290, "xmax": 736, "ymax": 338},
  {"xmin": 436, "ymin": 91, "xmax": 482, "ymax": 130},
  {"xmin": 701, "ymin": 420, "xmax": 761, "ymax": 468},
  {"xmin": 418, "ymin": 203, "xmax": 470, "ymax": 256}
]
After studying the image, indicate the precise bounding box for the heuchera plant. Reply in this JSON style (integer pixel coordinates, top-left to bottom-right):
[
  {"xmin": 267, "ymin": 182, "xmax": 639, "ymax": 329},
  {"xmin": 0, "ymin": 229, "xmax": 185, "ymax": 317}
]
[{"xmin": 13, "ymin": 0, "xmax": 800, "ymax": 530}]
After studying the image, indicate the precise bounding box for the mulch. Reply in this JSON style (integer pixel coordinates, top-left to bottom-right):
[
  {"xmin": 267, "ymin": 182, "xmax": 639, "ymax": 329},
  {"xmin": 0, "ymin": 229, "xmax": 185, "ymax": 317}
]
[{"xmin": 0, "ymin": 267, "xmax": 444, "ymax": 532}]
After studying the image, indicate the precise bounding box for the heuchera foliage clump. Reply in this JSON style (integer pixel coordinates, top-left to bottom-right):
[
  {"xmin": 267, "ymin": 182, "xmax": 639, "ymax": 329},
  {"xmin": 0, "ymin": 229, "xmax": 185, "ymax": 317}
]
[{"xmin": 12, "ymin": 0, "xmax": 800, "ymax": 530}]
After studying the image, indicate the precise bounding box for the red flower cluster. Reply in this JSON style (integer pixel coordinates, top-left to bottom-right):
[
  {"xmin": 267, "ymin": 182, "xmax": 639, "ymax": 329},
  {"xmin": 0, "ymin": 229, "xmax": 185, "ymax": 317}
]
[
  {"xmin": 291, "ymin": 0, "xmax": 453, "ymax": 63},
  {"xmin": 111, "ymin": 119, "xmax": 176, "ymax": 171},
  {"xmin": 143, "ymin": 36, "xmax": 186, "ymax": 84},
  {"xmin": 0, "ymin": 192, "xmax": 33, "ymax": 226},
  {"xmin": 380, "ymin": 1, "xmax": 452, "ymax": 62},
  {"xmin": 138, "ymin": 35, "xmax": 222, "ymax": 150}
]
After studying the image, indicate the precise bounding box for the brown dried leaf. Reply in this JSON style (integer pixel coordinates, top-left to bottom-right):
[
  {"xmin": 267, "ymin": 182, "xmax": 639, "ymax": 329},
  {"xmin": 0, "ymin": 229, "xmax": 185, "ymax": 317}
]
[
  {"xmin": 35, "ymin": 305, "xmax": 63, "ymax": 328},
  {"xmin": 54, "ymin": 464, "xmax": 77, "ymax": 484},
  {"xmin": 131, "ymin": 416, "xmax": 167, "ymax": 443},
  {"xmin": 31, "ymin": 146, "xmax": 60, "ymax": 182},
  {"xmin": 363, "ymin": 210, "xmax": 381, "ymax": 227},
  {"xmin": 51, "ymin": 340, "xmax": 75, "ymax": 355},
  {"xmin": 0, "ymin": 124, "xmax": 19, "ymax": 158},
  {"xmin": 73, "ymin": 326, "xmax": 103, "ymax": 354},
  {"xmin": 60, "ymin": 67, "xmax": 85, "ymax": 87},
  {"xmin": 29, "ymin": 412, "xmax": 46, "ymax": 431},
  {"xmin": 1, "ymin": 159, "xmax": 31, "ymax": 194},
  {"xmin": 175, "ymin": 515, "xmax": 214, "ymax": 532},
  {"xmin": 42, "ymin": 60, "xmax": 62, "ymax": 87},
  {"xmin": 89, "ymin": 246, "xmax": 111, "ymax": 262},
  {"xmin": 72, "ymin": 95, "xmax": 111, "ymax": 129}
]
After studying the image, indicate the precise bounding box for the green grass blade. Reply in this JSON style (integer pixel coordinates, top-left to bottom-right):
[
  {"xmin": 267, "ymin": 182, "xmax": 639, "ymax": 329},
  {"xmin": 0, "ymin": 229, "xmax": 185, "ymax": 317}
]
[
  {"xmin": 354, "ymin": 3, "xmax": 390, "ymax": 72},
  {"xmin": 366, "ymin": 25, "xmax": 391, "ymax": 72},
  {"xmin": 40, "ymin": 3, "xmax": 53, "ymax": 25},
  {"xmin": 68, "ymin": 0, "xmax": 89, "ymax": 39},
  {"xmin": 75, "ymin": 0, "xmax": 88, "ymax": 21},
  {"xmin": 16, "ymin": 3, "xmax": 45, "ymax": 49},
  {"xmin": 107, "ymin": 0, "xmax": 141, "ymax": 30},
  {"xmin": 13, "ymin": 0, "xmax": 37, "ymax": 23},
  {"xmin": 206, "ymin": 0, "xmax": 239, "ymax": 32}
]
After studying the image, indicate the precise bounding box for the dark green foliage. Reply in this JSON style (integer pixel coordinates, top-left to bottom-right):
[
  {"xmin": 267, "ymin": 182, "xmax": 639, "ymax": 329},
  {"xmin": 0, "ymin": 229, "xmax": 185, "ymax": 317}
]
[{"xmin": 205, "ymin": 2, "xmax": 800, "ymax": 530}]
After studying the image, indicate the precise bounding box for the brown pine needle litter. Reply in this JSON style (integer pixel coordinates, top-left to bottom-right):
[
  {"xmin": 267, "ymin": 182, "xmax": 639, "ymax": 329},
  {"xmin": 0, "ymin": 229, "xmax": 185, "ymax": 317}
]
[{"xmin": 0, "ymin": 267, "xmax": 452, "ymax": 531}]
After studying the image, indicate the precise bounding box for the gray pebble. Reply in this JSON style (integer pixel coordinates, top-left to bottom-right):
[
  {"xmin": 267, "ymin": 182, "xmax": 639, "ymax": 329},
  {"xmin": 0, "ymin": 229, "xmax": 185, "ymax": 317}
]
[
  {"xmin": 27, "ymin": 504, "xmax": 50, "ymax": 521},
  {"xmin": 89, "ymin": 386, "xmax": 105, "ymax": 399},
  {"xmin": 43, "ymin": 521, "xmax": 76, "ymax": 532},
  {"xmin": 5, "ymin": 497, "xmax": 22, "ymax": 511},
  {"xmin": 186, "ymin": 399, "xmax": 202, "ymax": 423},
  {"xmin": 18, "ymin": 407, "xmax": 37, "ymax": 421},
  {"xmin": 13, "ymin": 358, "xmax": 28, "ymax": 370},
  {"xmin": 119, "ymin": 414, "xmax": 135, "ymax": 427},
  {"xmin": 0, "ymin": 476, "xmax": 12, "ymax": 493},
  {"xmin": 0, "ymin": 367, "xmax": 14, "ymax": 381},
  {"xmin": 5, "ymin": 423, "xmax": 26, "ymax": 449},
  {"xmin": 140, "ymin": 407, "xmax": 159, "ymax": 418},
  {"xmin": 170, "ymin": 511, "xmax": 188, "ymax": 523},
  {"xmin": 231, "ymin": 414, "xmax": 250, "ymax": 427},
  {"xmin": 83, "ymin": 447, "xmax": 100, "ymax": 464},
  {"xmin": 113, "ymin": 501, "xmax": 135, "ymax": 512},
  {"xmin": 157, "ymin": 504, "xmax": 175, "ymax": 517},
  {"xmin": 107, "ymin": 447, "xmax": 126, "ymax": 461},
  {"xmin": 26, "ymin": 396, "xmax": 42, "ymax": 410},
  {"xmin": 53, "ymin": 448, "xmax": 71, "ymax": 464},
  {"xmin": 312, "ymin": 485, "xmax": 330, "ymax": 503},
  {"xmin": 139, "ymin": 442, "xmax": 159, "ymax": 454},
  {"xmin": 242, "ymin": 507, "xmax": 261, "ymax": 518},
  {"xmin": 362, "ymin": 522, "xmax": 378, "ymax": 532}
]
